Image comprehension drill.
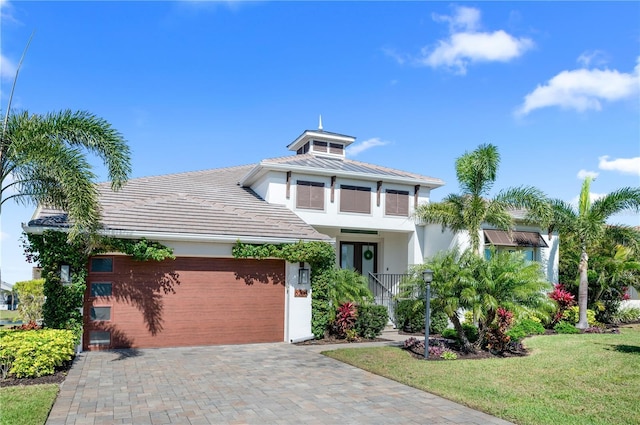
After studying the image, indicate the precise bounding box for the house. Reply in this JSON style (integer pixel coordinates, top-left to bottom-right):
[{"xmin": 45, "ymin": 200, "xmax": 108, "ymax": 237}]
[{"xmin": 24, "ymin": 125, "xmax": 558, "ymax": 350}]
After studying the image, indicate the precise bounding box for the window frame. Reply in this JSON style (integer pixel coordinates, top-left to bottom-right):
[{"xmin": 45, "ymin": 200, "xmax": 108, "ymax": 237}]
[
  {"xmin": 90, "ymin": 257, "xmax": 114, "ymax": 273},
  {"xmin": 296, "ymin": 180, "xmax": 325, "ymax": 211},
  {"xmin": 90, "ymin": 282, "xmax": 113, "ymax": 297},
  {"xmin": 385, "ymin": 189, "xmax": 410, "ymax": 217},
  {"xmin": 339, "ymin": 185, "xmax": 372, "ymax": 214}
]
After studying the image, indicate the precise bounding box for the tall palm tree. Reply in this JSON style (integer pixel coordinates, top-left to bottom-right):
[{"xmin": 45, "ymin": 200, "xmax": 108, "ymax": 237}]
[
  {"xmin": 551, "ymin": 177, "xmax": 640, "ymax": 329},
  {"xmin": 416, "ymin": 144, "xmax": 551, "ymax": 254},
  {"xmin": 1, "ymin": 110, "xmax": 131, "ymax": 238}
]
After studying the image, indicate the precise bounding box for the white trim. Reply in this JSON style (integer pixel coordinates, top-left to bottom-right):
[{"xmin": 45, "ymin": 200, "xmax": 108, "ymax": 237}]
[{"xmin": 240, "ymin": 162, "xmax": 443, "ymax": 188}]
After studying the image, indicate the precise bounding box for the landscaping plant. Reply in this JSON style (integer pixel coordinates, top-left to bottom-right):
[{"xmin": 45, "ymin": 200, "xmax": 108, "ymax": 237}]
[
  {"xmin": 354, "ymin": 304, "xmax": 388, "ymax": 339},
  {"xmin": 13, "ymin": 279, "xmax": 45, "ymax": 325}
]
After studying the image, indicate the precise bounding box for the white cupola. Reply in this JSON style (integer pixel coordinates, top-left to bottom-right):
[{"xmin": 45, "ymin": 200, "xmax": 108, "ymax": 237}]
[{"xmin": 286, "ymin": 116, "xmax": 355, "ymax": 159}]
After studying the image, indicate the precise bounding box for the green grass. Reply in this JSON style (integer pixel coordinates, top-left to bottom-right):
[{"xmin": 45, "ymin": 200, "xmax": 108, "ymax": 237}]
[
  {"xmin": 0, "ymin": 310, "xmax": 18, "ymax": 321},
  {"xmin": 324, "ymin": 324, "xmax": 640, "ymax": 425},
  {"xmin": 0, "ymin": 384, "xmax": 59, "ymax": 425}
]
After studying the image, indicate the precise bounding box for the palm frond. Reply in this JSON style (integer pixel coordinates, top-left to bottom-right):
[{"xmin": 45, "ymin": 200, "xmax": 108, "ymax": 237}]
[
  {"xmin": 590, "ymin": 187, "xmax": 640, "ymax": 222},
  {"xmin": 455, "ymin": 143, "xmax": 499, "ymax": 197}
]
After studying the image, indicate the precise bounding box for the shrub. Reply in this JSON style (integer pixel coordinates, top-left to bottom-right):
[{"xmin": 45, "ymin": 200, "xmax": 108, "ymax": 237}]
[
  {"xmin": 430, "ymin": 310, "xmax": 449, "ymax": 335},
  {"xmin": 485, "ymin": 308, "xmax": 514, "ymax": 354},
  {"xmin": 440, "ymin": 350, "xmax": 458, "ymax": 360},
  {"xmin": 332, "ymin": 302, "xmax": 358, "ymax": 338},
  {"xmin": 612, "ymin": 306, "xmax": 640, "ymax": 324},
  {"xmin": 562, "ymin": 306, "xmax": 597, "ymax": 326},
  {"xmin": 13, "ymin": 279, "xmax": 45, "ymax": 325},
  {"xmin": 395, "ymin": 299, "xmax": 425, "ymax": 333},
  {"xmin": 554, "ymin": 321, "xmax": 580, "ymax": 334},
  {"xmin": 441, "ymin": 323, "xmax": 479, "ymax": 343},
  {"xmin": 463, "ymin": 310, "xmax": 475, "ymax": 324},
  {"xmin": 0, "ymin": 329, "xmax": 76, "ymax": 378},
  {"xmin": 355, "ymin": 304, "xmax": 388, "ymax": 339},
  {"xmin": 507, "ymin": 318, "xmax": 546, "ymax": 342},
  {"xmin": 549, "ymin": 284, "xmax": 576, "ymax": 324}
]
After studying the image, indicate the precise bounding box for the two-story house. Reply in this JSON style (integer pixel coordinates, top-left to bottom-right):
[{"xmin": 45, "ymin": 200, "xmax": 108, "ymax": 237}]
[{"xmin": 24, "ymin": 126, "xmax": 558, "ymax": 350}]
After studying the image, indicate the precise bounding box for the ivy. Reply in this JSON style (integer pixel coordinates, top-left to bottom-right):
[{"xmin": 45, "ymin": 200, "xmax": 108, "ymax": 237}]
[
  {"xmin": 22, "ymin": 230, "xmax": 174, "ymax": 335},
  {"xmin": 232, "ymin": 240, "xmax": 335, "ymax": 338}
]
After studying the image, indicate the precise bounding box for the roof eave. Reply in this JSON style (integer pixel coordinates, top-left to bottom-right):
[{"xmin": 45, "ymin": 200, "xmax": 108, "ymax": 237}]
[
  {"xmin": 22, "ymin": 223, "xmax": 333, "ymax": 245},
  {"xmin": 240, "ymin": 161, "xmax": 445, "ymax": 189}
]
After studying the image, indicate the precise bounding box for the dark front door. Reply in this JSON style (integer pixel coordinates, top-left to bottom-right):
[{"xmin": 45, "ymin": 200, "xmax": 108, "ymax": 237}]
[{"xmin": 340, "ymin": 242, "xmax": 377, "ymax": 275}]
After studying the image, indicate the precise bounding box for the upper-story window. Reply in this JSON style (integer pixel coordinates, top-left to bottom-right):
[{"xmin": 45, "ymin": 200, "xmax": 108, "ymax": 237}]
[
  {"xmin": 296, "ymin": 181, "xmax": 325, "ymax": 210},
  {"xmin": 90, "ymin": 257, "xmax": 113, "ymax": 273},
  {"xmin": 340, "ymin": 185, "xmax": 371, "ymax": 214},
  {"xmin": 329, "ymin": 143, "xmax": 343, "ymax": 155},
  {"xmin": 296, "ymin": 142, "xmax": 310, "ymax": 154},
  {"xmin": 313, "ymin": 141, "xmax": 328, "ymax": 153},
  {"xmin": 385, "ymin": 190, "xmax": 409, "ymax": 217}
]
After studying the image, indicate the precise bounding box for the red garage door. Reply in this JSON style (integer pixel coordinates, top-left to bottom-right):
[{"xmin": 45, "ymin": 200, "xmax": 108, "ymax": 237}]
[{"xmin": 84, "ymin": 256, "xmax": 285, "ymax": 350}]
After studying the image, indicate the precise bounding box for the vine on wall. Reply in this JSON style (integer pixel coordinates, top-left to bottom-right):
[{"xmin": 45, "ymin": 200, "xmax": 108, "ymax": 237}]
[
  {"xmin": 232, "ymin": 240, "xmax": 336, "ymax": 338},
  {"xmin": 23, "ymin": 230, "xmax": 175, "ymax": 336}
]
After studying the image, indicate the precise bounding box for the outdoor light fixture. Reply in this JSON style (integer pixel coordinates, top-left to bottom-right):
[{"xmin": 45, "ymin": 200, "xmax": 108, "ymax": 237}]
[
  {"xmin": 60, "ymin": 265, "xmax": 71, "ymax": 286},
  {"xmin": 423, "ymin": 269, "xmax": 433, "ymax": 359},
  {"xmin": 298, "ymin": 262, "xmax": 310, "ymax": 285}
]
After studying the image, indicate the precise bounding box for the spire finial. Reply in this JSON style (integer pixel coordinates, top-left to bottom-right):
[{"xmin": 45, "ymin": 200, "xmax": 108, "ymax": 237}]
[{"xmin": 318, "ymin": 115, "xmax": 323, "ymax": 131}]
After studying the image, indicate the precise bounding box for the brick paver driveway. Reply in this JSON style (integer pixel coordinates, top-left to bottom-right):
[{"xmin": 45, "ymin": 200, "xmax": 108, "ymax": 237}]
[{"xmin": 47, "ymin": 343, "xmax": 512, "ymax": 425}]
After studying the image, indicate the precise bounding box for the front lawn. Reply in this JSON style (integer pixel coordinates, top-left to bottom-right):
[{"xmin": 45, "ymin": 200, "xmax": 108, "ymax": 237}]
[
  {"xmin": 0, "ymin": 310, "xmax": 18, "ymax": 321},
  {"xmin": 0, "ymin": 384, "xmax": 59, "ymax": 425},
  {"xmin": 324, "ymin": 324, "xmax": 640, "ymax": 425}
]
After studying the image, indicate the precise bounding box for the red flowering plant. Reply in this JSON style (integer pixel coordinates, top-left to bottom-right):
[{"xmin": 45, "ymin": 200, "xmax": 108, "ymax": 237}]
[
  {"xmin": 333, "ymin": 302, "xmax": 358, "ymax": 339},
  {"xmin": 484, "ymin": 307, "xmax": 514, "ymax": 354},
  {"xmin": 549, "ymin": 284, "xmax": 576, "ymax": 324}
]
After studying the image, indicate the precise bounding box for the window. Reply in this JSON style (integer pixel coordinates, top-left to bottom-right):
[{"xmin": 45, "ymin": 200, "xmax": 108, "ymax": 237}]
[
  {"xmin": 90, "ymin": 306, "xmax": 111, "ymax": 321},
  {"xmin": 313, "ymin": 141, "xmax": 327, "ymax": 152},
  {"xmin": 329, "ymin": 143, "xmax": 343, "ymax": 155},
  {"xmin": 91, "ymin": 282, "xmax": 112, "ymax": 297},
  {"xmin": 485, "ymin": 247, "xmax": 536, "ymax": 261},
  {"xmin": 296, "ymin": 142, "xmax": 310, "ymax": 155},
  {"xmin": 90, "ymin": 257, "xmax": 113, "ymax": 273},
  {"xmin": 60, "ymin": 265, "xmax": 71, "ymax": 285},
  {"xmin": 296, "ymin": 181, "xmax": 325, "ymax": 210},
  {"xmin": 340, "ymin": 185, "xmax": 371, "ymax": 214},
  {"xmin": 89, "ymin": 331, "xmax": 110, "ymax": 345},
  {"xmin": 385, "ymin": 190, "xmax": 409, "ymax": 216}
]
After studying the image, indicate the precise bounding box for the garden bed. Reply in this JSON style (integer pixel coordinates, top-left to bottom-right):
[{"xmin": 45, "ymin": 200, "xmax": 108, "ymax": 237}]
[{"xmin": 0, "ymin": 359, "xmax": 74, "ymax": 388}]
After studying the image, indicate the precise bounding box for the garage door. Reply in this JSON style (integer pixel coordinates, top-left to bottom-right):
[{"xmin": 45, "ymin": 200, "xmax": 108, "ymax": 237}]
[{"xmin": 84, "ymin": 256, "xmax": 286, "ymax": 350}]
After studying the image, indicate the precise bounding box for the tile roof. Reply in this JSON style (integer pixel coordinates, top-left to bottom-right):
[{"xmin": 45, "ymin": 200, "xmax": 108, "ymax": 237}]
[
  {"xmin": 28, "ymin": 165, "xmax": 330, "ymax": 242},
  {"xmin": 254, "ymin": 154, "xmax": 445, "ymax": 186}
]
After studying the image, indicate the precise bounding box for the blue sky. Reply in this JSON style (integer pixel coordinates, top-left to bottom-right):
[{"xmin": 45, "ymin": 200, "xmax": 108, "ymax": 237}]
[{"xmin": 1, "ymin": 1, "xmax": 639, "ymax": 284}]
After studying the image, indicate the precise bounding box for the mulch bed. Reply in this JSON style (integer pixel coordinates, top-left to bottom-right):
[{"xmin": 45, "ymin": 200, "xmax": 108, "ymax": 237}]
[
  {"xmin": 0, "ymin": 359, "xmax": 74, "ymax": 388},
  {"xmin": 295, "ymin": 336, "xmax": 390, "ymax": 346}
]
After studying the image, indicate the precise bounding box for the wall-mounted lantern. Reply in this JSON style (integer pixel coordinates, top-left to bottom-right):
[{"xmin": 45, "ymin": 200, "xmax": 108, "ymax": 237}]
[
  {"xmin": 298, "ymin": 262, "xmax": 310, "ymax": 285},
  {"xmin": 60, "ymin": 265, "xmax": 71, "ymax": 286}
]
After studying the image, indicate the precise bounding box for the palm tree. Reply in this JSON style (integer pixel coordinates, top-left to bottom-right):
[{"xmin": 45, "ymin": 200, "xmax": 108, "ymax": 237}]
[
  {"xmin": 551, "ymin": 177, "xmax": 640, "ymax": 329},
  {"xmin": 415, "ymin": 144, "xmax": 551, "ymax": 253},
  {"xmin": 472, "ymin": 248, "xmax": 553, "ymax": 343},
  {"xmin": 1, "ymin": 110, "xmax": 131, "ymax": 238}
]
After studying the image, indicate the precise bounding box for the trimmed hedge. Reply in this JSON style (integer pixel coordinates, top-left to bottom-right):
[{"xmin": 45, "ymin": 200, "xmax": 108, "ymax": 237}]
[
  {"xmin": 0, "ymin": 329, "xmax": 76, "ymax": 378},
  {"xmin": 355, "ymin": 304, "xmax": 388, "ymax": 339}
]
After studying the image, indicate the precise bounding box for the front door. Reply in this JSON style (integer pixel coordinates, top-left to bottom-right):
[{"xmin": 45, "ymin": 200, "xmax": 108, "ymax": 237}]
[{"xmin": 340, "ymin": 242, "xmax": 377, "ymax": 276}]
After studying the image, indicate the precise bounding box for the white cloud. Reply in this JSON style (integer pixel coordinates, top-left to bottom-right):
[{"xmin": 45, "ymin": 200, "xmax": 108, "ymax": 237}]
[
  {"xmin": 346, "ymin": 138, "xmax": 390, "ymax": 157},
  {"xmin": 1, "ymin": 54, "xmax": 16, "ymax": 81},
  {"xmin": 598, "ymin": 155, "xmax": 640, "ymax": 176},
  {"xmin": 570, "ymin": 192, "xmax": 606, "ymax": 208},
  {"xmin": 516, "ymin": 57, "xmax": 640, "ymax": 115},
  {"xmin": 577, "ymin": 169, "xmax": 599, "ymax": 180},
  {"xmin": 432, "ymin": 6, "xmax": 481, "ymax": 32},
  {"xmin": 577, "ymin": 50, "xmax": 607, "ymax": 68},
  {"xmin": 417, "ymin": 6, "xmax": 533, "ymax": 75},
  {"xmin": 382, "ymin": 47, "xmax": 407, "ymax": 65}
]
